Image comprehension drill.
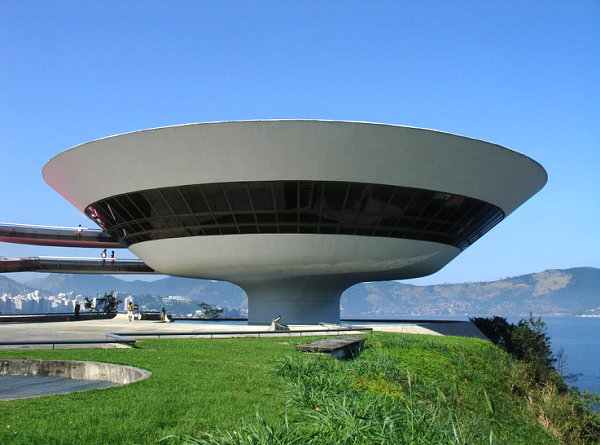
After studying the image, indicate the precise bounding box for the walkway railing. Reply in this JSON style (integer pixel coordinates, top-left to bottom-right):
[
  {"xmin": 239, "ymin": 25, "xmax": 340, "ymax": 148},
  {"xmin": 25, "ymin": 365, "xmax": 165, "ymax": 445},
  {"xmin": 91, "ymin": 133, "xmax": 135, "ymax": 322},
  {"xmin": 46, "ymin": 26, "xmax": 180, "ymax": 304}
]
[
  {"xmin": 113, "ymin": 326, "xmax": 373, "ymax": 340},
  {"xmin": 0, "ymin": 334, "xmax": 136, "ymax": 350},
  {"xmin": 0, "ymin": 328, "xmax": 370, "ymax": 349},
  {"xmin": 0, "ymin": 222, "xmax": 121, "ymax": 248},
  {"xmin": 0, "ymin": 256, "xmax": 155, "ymax": 274}
]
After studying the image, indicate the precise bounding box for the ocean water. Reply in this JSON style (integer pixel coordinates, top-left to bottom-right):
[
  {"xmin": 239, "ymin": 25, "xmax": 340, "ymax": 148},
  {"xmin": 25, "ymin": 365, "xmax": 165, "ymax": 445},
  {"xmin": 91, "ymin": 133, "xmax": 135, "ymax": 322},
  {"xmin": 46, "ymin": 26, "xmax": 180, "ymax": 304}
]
[{"xmin": 539, "ymin": 316, "xmax": 600, "ymax": 394}]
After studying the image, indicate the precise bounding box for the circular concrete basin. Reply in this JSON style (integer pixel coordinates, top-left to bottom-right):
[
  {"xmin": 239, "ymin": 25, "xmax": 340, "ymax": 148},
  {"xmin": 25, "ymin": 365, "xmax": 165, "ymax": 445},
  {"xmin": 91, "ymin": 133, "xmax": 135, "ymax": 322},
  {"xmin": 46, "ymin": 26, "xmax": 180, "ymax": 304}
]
[{"xmin": 0, "ymin": 359, "xmax": 151, "ymax": 400}]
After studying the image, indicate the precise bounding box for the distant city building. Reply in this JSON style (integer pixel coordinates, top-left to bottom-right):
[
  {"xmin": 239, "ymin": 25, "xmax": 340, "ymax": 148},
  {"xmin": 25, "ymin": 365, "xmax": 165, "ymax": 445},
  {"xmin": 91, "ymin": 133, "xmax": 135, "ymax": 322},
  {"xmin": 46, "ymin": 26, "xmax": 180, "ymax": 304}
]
[{"xmin": 0, "ymin": 291, "xmax": 78, "ymax": 314}]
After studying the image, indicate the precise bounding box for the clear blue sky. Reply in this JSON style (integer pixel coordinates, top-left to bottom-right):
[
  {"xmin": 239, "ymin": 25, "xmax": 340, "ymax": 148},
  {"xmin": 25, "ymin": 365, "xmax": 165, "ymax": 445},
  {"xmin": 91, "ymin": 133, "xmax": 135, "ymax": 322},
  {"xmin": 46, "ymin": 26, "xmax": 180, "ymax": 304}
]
[{"xmin": 1, "ymin": 1, "xmax": 599, "ymax": 285}]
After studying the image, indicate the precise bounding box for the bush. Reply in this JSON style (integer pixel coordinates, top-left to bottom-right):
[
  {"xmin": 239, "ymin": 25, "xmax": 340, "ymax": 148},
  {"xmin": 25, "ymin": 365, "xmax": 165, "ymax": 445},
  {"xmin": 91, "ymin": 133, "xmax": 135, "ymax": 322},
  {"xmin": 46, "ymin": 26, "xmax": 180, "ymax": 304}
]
[
  {"xmin": 198, "ymin": 301, "xmax": 223, "ymax": 319},
  {"xmin": 83, "ymin": 291, "xmax": 122, "ymax": 314},
  {"xmin": 470, "ymin": 314, "xmax": 564, "ymax": 388}
]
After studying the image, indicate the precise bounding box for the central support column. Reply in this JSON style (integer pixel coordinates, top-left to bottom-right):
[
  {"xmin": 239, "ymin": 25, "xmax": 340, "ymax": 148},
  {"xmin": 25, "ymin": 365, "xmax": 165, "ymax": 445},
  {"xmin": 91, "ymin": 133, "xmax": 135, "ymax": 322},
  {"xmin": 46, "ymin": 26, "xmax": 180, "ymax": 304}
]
[{"xmin": 240, "ymin": 276, "xmax": 352, "ymax": 325}]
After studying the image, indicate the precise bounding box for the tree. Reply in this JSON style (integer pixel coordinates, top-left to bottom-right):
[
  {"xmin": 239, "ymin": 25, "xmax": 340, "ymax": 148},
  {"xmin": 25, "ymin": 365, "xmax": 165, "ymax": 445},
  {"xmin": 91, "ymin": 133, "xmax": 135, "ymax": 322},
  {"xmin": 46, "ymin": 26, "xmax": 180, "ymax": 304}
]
[
  {"xmin": 470, "ymin": 314, "xmax": 565, "ymax": 390},
  {"xmin": 84, "ymin": 292, "xmax": 122, "ymax": 314},
  {"xmin": 197, "ymin": 301, "xmax": 223, "ymax": 319}
]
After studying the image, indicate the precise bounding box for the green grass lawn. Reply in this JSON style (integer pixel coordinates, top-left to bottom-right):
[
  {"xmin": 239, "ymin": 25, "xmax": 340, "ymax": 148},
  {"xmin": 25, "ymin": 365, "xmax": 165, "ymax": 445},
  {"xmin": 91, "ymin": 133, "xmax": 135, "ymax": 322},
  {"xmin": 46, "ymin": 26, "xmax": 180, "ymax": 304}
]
[
  {"xmin": 0, "ymin": 333, "xmax": 593, "ymax": 444},
  {"xmin": 0, "ymin": 337, "xmax": 290, "ymax": 444}
]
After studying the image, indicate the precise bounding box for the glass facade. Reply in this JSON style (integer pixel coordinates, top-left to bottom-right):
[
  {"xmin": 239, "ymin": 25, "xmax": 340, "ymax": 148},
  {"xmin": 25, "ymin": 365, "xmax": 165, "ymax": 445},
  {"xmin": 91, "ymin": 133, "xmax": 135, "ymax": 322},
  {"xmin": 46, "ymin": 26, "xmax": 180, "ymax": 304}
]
[{"xmin": 85, "ymin": 180, "xmax": 504, "ymax": 250}]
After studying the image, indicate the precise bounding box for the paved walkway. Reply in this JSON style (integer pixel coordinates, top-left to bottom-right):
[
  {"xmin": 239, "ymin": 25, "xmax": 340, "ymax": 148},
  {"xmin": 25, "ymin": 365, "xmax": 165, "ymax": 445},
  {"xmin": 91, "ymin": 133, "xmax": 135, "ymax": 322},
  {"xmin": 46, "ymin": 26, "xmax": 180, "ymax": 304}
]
[{"xmin": 0, "ymin": 315, "xmax": 486, "ymax": 349}]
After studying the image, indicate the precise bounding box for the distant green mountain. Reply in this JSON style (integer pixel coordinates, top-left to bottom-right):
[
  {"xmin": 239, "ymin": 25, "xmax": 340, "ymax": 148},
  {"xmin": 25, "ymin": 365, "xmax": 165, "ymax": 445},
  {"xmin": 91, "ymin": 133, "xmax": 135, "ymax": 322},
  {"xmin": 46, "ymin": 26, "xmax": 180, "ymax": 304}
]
[
  {"xmin": 1, "ymin": 267, "xmax": 598, "ymax": 316},
  {"xmin": 0, "ymin": 275, "xmax": 48, "ymax": 297},
  {"xmin": 342, "ymin": 267, "xmax": 600, "ymax": 316},
  {"xmin": 24, "ymin": 273, "xmax": 247, "ymax": 309}
]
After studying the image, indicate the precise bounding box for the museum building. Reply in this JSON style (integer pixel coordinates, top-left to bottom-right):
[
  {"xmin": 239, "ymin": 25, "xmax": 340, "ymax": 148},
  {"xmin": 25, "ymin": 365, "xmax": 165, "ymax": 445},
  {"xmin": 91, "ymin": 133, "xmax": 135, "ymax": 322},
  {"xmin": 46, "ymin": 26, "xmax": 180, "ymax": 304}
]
[{"xmin": 40, "ymin": 120, "xmax": 547, "ymax": 323}]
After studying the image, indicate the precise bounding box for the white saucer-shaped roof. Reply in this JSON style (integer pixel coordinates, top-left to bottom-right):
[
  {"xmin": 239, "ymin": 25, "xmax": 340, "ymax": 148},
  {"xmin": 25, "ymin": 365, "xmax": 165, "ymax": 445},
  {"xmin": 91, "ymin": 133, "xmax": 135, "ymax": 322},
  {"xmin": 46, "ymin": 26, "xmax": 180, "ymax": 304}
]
[
  {"xmin": 43, "ymin": 121, "xmax": 547, "ymax": 323},
  {"xmin": 44, "ymin": 120, "xmax": 546, "ymax": 215}
]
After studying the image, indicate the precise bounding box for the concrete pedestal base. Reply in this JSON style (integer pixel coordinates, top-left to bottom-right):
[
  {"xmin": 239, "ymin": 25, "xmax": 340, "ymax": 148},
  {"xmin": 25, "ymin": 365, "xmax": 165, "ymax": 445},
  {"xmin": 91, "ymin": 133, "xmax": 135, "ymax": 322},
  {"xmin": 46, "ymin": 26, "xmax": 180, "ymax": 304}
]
[{"xmin": 243, "ymin": 276, "xmax": 349, "ymax": 324}]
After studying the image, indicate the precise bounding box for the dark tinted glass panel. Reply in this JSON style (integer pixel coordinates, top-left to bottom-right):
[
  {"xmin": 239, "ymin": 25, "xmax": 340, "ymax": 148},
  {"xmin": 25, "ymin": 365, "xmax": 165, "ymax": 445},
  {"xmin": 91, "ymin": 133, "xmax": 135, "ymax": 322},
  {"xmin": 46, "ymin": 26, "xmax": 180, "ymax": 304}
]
[
  {"xmin": 299, "ymin": 182, "xmax": 318, "ymax": 209},
  {"xmin": 180, "ymin": 216, "xmax": 198, "ymax": 227},
  {"xmin": 236, "ymin": 214, "xmax": 255, "ymax": 224},
  {"xmin": 246, "ymin": 183, "xmax": 273, "ymax": 211},
  {"xmin": 356, "ymin": 227, "xmax": 374, "ymax": 236},
  {"xmin": 127, "ymin": 193, "xmax": 151, "ymax": 218},
  {"xmin": 225, "ymin": 184, "xmax": 252, "ymax": 211},
  {"xmin": 345, "ymin": 183, "xmax": 366, "ymax": 211},
  {"xmin": 239, "ymin": 225, "xmax": 259, "ymax": 234},
  {"xmin": 404, "ymin": 190, "xmax": 429, "ymax": 216},
  {"xmin": 278, "ymin": 212, "xmax": 297, "ymax": 223},
  {"xmin": 256, "ymin": 213, "xmax": 276, "ymax": 223},
  {"xmin": 299, "ymin": 224, "xmax": 319, "ymax": 234},
  {"xmin": 390, "ymin": 189, "xmax": 412, "ymax": 210},
  {"xmin": 319, "ymin": 225, "xmax": 337, "ymax": 234},
  {"xmin": 370, "ymin": 185, "xmax": 394, "ymax": 208},
  {"xmin": 181, "ymin": 186, "xmax": 209, "ymax": 213},
  {"xmin": 323, "ymin": 182, "xmax": 347, "ymax": 211},
  {"xmin": 216, "ymin": 215, "xmax": 235, "ymax": 224},
  {"xmin": 144, "ymin": 191, "xmax": 171, "ymax": 217},
  {"xmin": 161, "ymin": 189, "xmax": 188, "ymax": 214},
  {"xmin": 299, "ymin": 213, "xmax": 320, "ymax": 224},
  {"xmin": 106, "ymin": 199, "xmax": 130, "ymax": 222},
  {"xmin": 278, "ymin": 224, "xmax": 297, "ymax": 233},
  {"xmin": 276, "ymin": 182, "xmax": 297, "ymax": 210},
  {"xmin": 202, "ymin": 183, "xmax": 229, "ymax": 212},
  {"xmin": 163, "ymin": 217, "xmax": 180, "ymax": 228},
  {"xmin": 85, "ymin": 180, "xmax": 503, "ymax": 251}
]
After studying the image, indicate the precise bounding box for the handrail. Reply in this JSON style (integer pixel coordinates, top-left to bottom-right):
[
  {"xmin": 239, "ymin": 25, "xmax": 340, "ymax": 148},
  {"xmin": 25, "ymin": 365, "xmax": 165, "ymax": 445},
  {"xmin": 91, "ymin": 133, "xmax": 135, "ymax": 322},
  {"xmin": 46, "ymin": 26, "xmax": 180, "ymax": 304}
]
[
  {"xmin": 36, "ymin": 256, "xmax": 145, "ymax": 262},
  {"xmin": 0, "ymin": 256, "xmax": 144, "ymax": 262},
  {"xmin": 0, "ymin": 256, "xmax": 155, "ymax": 274},
  {"xmin": 113, "ymin": 327, "xmax": 373, "ymax": 339},
  {"xmin": 0, "ymin": 222, "xmax": 104, "ymax": 232},
  {"xmin": 0, "ymin": 337, "xmax": 136, "ymax": 350},
  {"xmin": 0, "ymin": 328, "xmax": 369, "ymax": 349},
  {"xmin": 0, "ymin": 222, "xmax": 122, "ymax": 248}
]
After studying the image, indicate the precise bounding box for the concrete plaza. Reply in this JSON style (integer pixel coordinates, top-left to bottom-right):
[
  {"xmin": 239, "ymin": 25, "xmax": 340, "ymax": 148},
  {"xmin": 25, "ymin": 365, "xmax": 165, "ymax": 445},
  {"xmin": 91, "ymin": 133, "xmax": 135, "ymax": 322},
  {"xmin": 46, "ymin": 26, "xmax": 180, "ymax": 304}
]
[{"xmin": 0, "ymin": 315, "xmax": 486, "ymax": 349}]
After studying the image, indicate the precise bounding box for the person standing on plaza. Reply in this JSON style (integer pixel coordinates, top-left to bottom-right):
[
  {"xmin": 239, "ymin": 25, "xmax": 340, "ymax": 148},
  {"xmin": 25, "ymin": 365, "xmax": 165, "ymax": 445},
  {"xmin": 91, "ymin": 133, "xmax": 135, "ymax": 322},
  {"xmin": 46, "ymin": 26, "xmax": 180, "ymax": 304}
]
[{"xmin": 127, "ymin": 301, "xmax": 134, "ymax": 322}]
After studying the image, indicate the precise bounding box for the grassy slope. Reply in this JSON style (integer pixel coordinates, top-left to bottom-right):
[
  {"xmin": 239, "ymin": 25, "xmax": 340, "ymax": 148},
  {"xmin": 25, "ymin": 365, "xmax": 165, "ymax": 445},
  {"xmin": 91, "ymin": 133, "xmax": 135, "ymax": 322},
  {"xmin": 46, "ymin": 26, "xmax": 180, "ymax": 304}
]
[{"xmin": 0, "ymin": 333, "xmax": 571, "ymax": 444}]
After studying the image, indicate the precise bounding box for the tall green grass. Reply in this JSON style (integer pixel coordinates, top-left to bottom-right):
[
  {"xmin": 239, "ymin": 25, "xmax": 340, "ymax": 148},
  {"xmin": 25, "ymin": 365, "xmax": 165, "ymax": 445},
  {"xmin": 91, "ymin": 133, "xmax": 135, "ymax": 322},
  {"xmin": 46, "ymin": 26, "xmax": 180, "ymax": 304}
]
[{"xmin": 170, "ymin": 333, "xmax": 585, "ymax": 444}]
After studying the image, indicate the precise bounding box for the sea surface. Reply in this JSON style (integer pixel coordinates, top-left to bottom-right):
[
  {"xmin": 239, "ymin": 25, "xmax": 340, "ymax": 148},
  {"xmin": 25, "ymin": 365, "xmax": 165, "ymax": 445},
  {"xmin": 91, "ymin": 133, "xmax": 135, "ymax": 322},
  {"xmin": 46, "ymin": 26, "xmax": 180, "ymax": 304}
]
[{"xmin": 528, "ymin": 316, "xmax": 599, "ymax": 394}]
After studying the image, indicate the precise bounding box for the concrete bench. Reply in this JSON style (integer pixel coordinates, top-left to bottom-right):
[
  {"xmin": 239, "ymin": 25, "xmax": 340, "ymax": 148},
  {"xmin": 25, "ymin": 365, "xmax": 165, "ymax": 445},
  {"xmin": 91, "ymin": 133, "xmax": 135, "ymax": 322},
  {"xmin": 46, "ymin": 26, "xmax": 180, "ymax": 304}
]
[{"xmin": 295, "ymin": 336, "xmax": 366, "ymax": 359}]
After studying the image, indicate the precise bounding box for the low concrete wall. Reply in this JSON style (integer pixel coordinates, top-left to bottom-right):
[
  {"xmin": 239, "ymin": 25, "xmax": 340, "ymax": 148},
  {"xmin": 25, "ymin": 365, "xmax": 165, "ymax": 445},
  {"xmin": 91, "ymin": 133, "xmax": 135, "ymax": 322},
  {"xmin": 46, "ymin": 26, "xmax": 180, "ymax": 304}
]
[
  {"xmin": 0, "ymin": 312, "xmax": 117, "ymax": 323},
  {"xmin": 0, "ymin": 359, "xmax": 151, "ymax": 385}
]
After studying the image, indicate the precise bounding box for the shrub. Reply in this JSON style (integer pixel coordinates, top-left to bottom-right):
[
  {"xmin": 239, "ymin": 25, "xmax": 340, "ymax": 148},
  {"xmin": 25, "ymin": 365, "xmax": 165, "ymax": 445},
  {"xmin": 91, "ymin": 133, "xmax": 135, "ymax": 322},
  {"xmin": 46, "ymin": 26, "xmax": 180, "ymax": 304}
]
[
  {"xmin": 470, "ymin": 314, "xmax": 564, "ymax": 389},
  {"xmin": 84, "ymin": 291, "xmax": 121, "ymax": 314}
]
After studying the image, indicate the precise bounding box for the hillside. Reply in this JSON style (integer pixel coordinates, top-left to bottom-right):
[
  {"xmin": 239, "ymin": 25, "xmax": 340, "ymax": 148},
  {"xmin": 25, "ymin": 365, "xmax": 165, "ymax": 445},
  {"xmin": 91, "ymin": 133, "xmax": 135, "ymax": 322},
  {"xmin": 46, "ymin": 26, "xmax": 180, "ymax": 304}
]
[
  {"xmin": 25, "ymin": 273, "xmax": 247, "ymax": 309},
  {"xmin": 0, "ymin": 334, "xmax": 596, "ymax": 444},
  {"xmin": 0, "ymin": 276, "xmax": 48, "ymax": 297},
  {"xmin": 1, "ymin": 267, "xmax": 599, "ymax": 316},
  {"xmin": 342, "ymin": 267, "xmax": 600, "ymax": 316}
]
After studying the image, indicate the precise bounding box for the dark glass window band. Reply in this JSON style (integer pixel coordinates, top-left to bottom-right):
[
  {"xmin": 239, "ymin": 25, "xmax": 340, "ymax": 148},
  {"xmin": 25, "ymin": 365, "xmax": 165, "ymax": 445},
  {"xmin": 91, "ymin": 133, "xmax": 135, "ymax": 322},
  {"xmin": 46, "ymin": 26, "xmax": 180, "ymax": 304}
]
[{"xmin": 85, "ymin": 180, "xmax": 504, "ymax": 251}]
